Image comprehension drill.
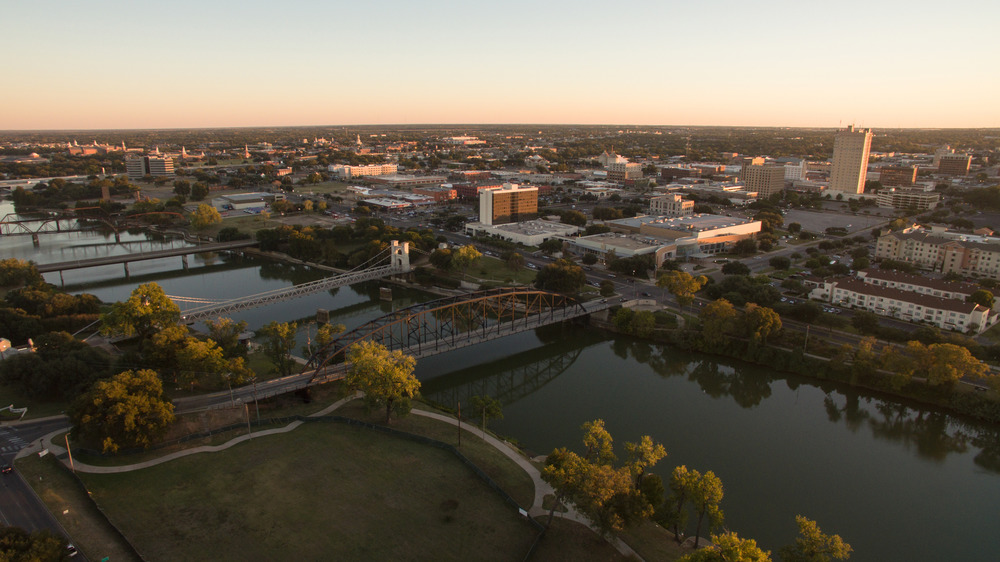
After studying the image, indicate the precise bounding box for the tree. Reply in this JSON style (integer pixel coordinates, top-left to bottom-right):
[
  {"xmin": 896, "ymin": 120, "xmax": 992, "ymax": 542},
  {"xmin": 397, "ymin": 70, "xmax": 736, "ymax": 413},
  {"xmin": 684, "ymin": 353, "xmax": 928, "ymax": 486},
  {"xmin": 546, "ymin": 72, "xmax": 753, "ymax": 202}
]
[
  {"xmin": 70, "ymin": 369, "xmax": 175, "ymax": 454},
  {"xmin": 542, "ymin": 421, "xmax": 664, "ymax": 536},
  {"xmin": 625, "ymin": 434, "xmax": 667, "ymax": 489},
  {"xmin": 733, "ymin": 238, "xmax": 758, "ymax": 256},
  {"xmin": 561, "ymin": 210, "xmax": 587, "ymax": 227},
  {"xmin": 257, "ymin": 321, "xmax": 298, "ymax": 377},
  {"xmin": 658, "ymin": 271, "xmax": 708, "ymax": 306},
  {"xmin": 452, "ymin": 245, "xmax": 482, "ymax": 279},
  {"xmin": 967, "ymin": 289, "xmax": 994, "ymax": 309},
  {"xmin": 429, "ymin": 248, "xmax": 453, "ymax": 271},
  {"xmin": 743, "ymin": 304, "xmax": 782, "ymax": 346},
  {"xmin": 664, "ymin": 465, "xmax": 699, "ymax": 541},
  {"xmin": 535, "ymin": 259, "xmax": 586, "ymax": 293},
  {"xmin": 769, "ymin": 256, "xmax": 791, "ymax": 270},
  {"xmin": 600, "ymin": 280, "xmax": 616, "ymax": 297},
  {"xmin": 787, "ymin": 222, "xmax": 802, "ymax": 234},
  {"xmin": 779, "ymin": 515, "xmax": 852, "ymax": 562},
  {"xmin": 100, "ymin": 282, "xmax": 181, "ymax": 339},
  {"xmin": 690, "ymin": 470, "xmax": 725, "ymax": 548},
  {"xmin": 582, "ymin": 253, "xmax": 599, "ymax": 266},
  {"xmin": 722, "ymin": 262, "xmax": 751, "ymax": 276},
  {"xmin": 190, "ymin": 204, "xmax": 222, "ymax": 230},
  {"xmin": 469, "ymin": 394, "xmax": 503, "ymax": 438},
  {"xmin": 173, "ymin": 180, "xmax": 191, "ymax": 198},
  {"xmin": 0, "ymin": 526, "xmax": 68, "ymax": 561},
  {"xmin": 0, "ymin": 258, "xmax": 42, "ymax": 287},
  {"xmin": 700, "ymin": 299, "xmax": 738, "ymax": 347},
  {"xmin": 681, "ymin": 531, "xmax": 772, "ymax": 562},
  {"xmin": 344, "ymin": 340, "xmax": 420, "ymax": 424},
  {"xmin": 539, "ymin": 238, "xmax": 565, "ymax": 254},
  {"xmin": 504, "ymin": 251, "xmax": 525, "ymax": 271},
  {"xmin": 190, "ymin": 182, "xmax": 209, "ymax": 201},
  {"xmin": 206, "ymin": 318, "xmax": 249, "ymax": 358}
]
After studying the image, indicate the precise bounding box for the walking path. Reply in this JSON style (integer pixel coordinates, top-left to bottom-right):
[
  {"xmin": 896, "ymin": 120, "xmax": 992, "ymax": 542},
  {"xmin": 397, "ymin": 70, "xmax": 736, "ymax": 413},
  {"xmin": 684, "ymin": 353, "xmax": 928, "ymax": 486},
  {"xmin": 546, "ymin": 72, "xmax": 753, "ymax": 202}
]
[{"xmin": 19, "ymin": 395, "xmax": 642, "ymax": 560}]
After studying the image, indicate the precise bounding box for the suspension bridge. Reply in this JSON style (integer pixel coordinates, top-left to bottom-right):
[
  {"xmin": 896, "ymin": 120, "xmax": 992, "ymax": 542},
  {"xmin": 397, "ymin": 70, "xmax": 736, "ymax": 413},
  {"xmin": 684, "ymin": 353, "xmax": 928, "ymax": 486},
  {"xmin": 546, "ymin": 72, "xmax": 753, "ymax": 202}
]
[{"xmin": 171, "ymin": 240, "xmax": 412, "ymax": 323}]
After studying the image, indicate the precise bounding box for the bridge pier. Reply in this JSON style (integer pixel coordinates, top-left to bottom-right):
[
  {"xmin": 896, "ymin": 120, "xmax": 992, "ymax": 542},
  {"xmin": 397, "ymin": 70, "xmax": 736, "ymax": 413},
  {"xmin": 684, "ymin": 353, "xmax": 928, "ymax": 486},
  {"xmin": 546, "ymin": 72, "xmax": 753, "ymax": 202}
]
[
  {"xmin": 114, "ymin": 231, "xmax": 121, "ymax": 244},
  {"xmin": 58, "ymin": 271, "xmax": 65, "ymax": 287},
  {"xmin": 31, "ymin": 233, "xmax": 39, "ymax": 247},
  {"xmin": 182, "ymin": 254, "xmax": 189, "ymax": 271},
  {"xmin": 123, "ymin": 262, "xmax": 130, "ymax": 278}
]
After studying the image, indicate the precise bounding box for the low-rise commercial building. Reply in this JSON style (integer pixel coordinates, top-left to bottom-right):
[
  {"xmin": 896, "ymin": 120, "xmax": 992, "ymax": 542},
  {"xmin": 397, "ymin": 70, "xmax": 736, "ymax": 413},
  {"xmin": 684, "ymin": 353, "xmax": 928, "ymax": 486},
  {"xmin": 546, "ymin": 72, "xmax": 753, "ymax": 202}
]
[
  {"xmin": 875, "ymin": 188, "xmax": 940, "ymax": 211},
  {"xmin": 563, "ymin": 232, "xmax": 677, "ymax": 267},
  {"xmin": 211, "ymin": 191, "xmax": 285, "ymax": 211},
  {"xmin": 464, "ymin": 219, "xmax": 579, "ymax": 246},
  {"xmin": 606, "ymin": 213, "xmax": 762, "ymax": 257}
]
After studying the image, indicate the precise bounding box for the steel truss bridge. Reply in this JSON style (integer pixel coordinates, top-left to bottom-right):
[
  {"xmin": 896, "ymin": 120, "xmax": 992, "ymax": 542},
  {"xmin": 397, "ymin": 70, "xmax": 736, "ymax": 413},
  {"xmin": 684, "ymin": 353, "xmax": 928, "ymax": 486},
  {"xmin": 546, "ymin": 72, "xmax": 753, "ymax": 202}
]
[
  {"xmin": 176, "ymin": 241, "xmax": 411, "ymax": 323},
  {"xmin": 304, "ymin": 287, "xmax": 610, "ymax": 384},
  {"xmin": 0, "ymin": 208, "xmax": 183, "ymax": 237}
]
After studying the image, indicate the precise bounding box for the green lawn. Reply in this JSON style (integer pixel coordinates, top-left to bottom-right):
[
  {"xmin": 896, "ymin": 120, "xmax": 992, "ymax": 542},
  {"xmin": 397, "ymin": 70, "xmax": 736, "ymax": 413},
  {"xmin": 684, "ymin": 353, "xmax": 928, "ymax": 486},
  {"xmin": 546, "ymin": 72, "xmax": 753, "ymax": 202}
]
[
  {"xmin": 15, "ymin": 454, "xmax": 142, "ymax": 562},
  {"xmin": 80, "ymin": 422, "xmax": 541, "ymax": 561}
]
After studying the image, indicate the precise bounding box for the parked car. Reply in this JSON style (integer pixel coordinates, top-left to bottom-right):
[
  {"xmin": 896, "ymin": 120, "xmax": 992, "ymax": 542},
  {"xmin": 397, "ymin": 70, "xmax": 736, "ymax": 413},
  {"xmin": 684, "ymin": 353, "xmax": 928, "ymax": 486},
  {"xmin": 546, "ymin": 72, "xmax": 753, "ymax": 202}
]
[{"xmin": 1, "ymin": 465, "xmax": 12, "ymax": 474}]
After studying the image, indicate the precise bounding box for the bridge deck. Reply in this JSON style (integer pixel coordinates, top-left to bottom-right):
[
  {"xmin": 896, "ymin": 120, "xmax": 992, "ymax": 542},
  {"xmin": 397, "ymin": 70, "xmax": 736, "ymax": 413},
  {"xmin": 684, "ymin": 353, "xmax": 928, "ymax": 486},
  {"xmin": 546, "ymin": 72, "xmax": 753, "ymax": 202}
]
[{"xmin": 36, "ymin": 240, "xmax": 259, "ymax": 273}]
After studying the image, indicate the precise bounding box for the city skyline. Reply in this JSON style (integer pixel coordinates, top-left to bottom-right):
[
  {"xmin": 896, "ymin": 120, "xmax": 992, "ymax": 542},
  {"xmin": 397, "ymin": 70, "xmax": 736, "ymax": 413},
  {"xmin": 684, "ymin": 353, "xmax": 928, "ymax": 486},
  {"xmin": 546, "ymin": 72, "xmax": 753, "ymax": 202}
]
[{"xmin": 3, "ymin": 0, "xmax": 998, "ymax": 130}]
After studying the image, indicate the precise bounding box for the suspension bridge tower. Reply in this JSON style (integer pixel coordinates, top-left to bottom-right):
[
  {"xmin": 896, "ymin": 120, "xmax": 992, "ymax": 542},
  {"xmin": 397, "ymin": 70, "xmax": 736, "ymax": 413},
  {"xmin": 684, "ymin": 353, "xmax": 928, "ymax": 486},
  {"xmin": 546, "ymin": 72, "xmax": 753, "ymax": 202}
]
[{"xmin": 392, "ymin": 240, "xmax": 410, "ymax": 273}]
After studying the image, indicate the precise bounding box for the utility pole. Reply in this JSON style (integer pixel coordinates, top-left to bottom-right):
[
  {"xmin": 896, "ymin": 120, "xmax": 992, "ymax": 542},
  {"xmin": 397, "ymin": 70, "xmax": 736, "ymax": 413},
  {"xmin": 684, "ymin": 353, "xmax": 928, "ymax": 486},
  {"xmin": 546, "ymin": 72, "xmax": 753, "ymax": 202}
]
[
  {"xmin": 65, "ymin": 434, "xmax": 75, "ymax": 473},
  {"xmin": 457, "ymin": 402, "xmax": 461, "ymax": 448},
  {"xmin": 245, "ymin": 403, "xmax": 252, "ymax": 438}
]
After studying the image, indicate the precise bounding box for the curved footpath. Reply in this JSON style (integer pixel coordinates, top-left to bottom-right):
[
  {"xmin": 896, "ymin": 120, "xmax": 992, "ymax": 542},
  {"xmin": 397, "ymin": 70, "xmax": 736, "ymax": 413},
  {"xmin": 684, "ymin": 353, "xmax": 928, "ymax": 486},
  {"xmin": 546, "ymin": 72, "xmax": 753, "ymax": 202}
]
[{"xmin": 17, "ymin": 397, "xmax": 642, "ymax": 560}]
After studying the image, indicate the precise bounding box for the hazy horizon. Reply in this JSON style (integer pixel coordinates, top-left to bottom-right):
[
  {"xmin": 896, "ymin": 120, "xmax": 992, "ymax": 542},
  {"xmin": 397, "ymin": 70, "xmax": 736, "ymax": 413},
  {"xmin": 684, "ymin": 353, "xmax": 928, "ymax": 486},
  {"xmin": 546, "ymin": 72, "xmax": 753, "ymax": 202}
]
[{"xmin": 4, "ymin": 0, "xmax": 997, "ymax": 130}]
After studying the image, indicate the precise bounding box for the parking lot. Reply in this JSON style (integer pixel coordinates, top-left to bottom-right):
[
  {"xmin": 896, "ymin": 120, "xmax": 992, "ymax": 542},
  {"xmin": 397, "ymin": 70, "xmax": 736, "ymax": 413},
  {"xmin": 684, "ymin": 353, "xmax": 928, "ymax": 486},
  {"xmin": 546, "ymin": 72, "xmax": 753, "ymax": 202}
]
[{"xmin": 783, "ymin": 208, "xmax": 888, "ymax": 236}]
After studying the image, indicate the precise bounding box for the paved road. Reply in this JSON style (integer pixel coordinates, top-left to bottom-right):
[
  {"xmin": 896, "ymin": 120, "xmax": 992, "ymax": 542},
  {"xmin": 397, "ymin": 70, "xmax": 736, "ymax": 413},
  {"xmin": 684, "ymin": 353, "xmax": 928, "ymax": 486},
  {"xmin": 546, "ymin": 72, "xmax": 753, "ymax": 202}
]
[{"xmin": 1, "ymin": 418, "xmax": 72, "ymax": 534}]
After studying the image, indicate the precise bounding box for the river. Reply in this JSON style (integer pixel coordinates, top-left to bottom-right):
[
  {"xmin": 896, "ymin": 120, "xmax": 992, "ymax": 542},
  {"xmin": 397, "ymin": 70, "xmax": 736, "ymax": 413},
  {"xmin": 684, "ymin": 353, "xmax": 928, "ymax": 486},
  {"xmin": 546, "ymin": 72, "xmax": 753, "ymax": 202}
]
[{"xmin": 5, "ymin": 201, "xmax": 999, "ymax": 561}]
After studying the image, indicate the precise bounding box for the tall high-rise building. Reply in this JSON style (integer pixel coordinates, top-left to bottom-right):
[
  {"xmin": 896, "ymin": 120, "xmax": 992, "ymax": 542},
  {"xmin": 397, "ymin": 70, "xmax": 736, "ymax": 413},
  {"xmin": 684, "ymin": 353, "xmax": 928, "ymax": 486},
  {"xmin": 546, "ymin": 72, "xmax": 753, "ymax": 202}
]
[
  {"xmin": 125, "ymin": 155, "xmax": 175, "ymax": 179},
  {"xmin": 479, "ymin": 183, "xmax": 538, "ymax": 226},
  {"xmin": 829, "ymin": 125, "xmax": 873, "ymax": 194}
]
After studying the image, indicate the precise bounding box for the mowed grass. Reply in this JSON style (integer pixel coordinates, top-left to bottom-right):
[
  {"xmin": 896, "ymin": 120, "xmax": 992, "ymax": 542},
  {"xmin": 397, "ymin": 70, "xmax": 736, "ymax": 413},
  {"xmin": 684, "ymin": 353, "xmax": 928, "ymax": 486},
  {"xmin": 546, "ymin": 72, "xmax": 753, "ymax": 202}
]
[
  {"xmin": 15, "ymin": 454, "xmax": 142, "ymax": 562},
  {"xmin": 79, "ymin": 421, "xmax": 540, "ymax": 562}
]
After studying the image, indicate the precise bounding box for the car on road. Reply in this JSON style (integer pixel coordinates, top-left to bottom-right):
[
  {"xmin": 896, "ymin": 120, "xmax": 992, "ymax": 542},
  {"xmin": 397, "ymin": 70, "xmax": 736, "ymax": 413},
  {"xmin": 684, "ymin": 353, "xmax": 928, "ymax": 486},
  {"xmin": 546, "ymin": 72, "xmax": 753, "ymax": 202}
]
[
  {"xmin": 1, "ymin": 465, "xmax": 12, "ymax": 474},
  {"xmin": 641, "ymin": 292, "xmax": 651, "ymax": 297},
  {"xmin": 66, "ymin": 544, "xmax": 78, "ymax": 558}
]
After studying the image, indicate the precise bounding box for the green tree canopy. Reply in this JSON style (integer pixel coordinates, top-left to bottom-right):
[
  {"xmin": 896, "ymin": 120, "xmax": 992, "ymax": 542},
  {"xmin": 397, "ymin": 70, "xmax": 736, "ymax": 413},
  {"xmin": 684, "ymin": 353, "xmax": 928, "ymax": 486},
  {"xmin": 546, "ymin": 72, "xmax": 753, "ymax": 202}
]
[
  {"xmin": 967, "ymin": 289, "xmax": 994, "ymax": 309},
  {"xmin": 344, "ymin": 340, "xmax": 420, "ymax": 424},
  {"xmin": 100, "ymin": 282, "xmax": 181, "ymax": 339},
  {"xmin": 257, "ymin": 321, "xmax": 298, "ymax": 378},
  {"xmin": 190, "ymin": 203, "xmax": 222, "ymax": 229},
  {"xmin": 0, "ymin": 526, "xmax": 68, "ymax": 561},
  {"xmin": 535, "ymin": 259, "xmax": 586, "ymax": 293},
  {"xmin": 657, "ymin": 271, "xmax": 708, "ymax": 306},
  {"xmin": 681, "ymin": 531, "xmax": 772, "ymax": 562},
  {"xmin": 70, "ymin": 368, "xmax": 175, "ymax": 454},
  {"xmin": 779, "ymin": 515, "xmax": 852, "ymax": 562},
  {"xmin": 700, "ymin": 299, "xmax": 738, "ymax": 347}
]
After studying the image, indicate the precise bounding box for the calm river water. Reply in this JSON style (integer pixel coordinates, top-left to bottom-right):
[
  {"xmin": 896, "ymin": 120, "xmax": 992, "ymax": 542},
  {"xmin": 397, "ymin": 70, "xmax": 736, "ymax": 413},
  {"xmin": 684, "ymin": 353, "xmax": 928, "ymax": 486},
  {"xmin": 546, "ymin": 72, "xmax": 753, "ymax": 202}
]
[{"xmin": 6, "ymin": 201, "xmax": 999, "ymax": 561}]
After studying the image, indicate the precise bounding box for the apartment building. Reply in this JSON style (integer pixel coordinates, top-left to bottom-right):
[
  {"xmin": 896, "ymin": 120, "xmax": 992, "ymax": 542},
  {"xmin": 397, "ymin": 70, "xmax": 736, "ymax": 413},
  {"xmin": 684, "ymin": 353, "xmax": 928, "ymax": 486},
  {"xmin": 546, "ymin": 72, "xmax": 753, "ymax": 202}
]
[
  {"xmin": 855, "ymin": 269, "xmax": 980, "ymax": 300},
  {"xmin": 808, "ymin": 277, "xmax": 991, "ymax": 333},
  {"xmin": 876, "ymin": 227, "xmax": 1000, "ymax": 279}
]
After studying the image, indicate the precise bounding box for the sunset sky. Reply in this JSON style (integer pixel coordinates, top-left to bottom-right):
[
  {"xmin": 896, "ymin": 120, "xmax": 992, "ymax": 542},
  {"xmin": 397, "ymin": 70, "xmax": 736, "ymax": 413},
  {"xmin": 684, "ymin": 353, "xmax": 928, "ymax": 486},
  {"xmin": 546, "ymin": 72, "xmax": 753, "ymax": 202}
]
[{"xmin": 3, "ymin": 0, "xmax": 998, "ymax": 130}]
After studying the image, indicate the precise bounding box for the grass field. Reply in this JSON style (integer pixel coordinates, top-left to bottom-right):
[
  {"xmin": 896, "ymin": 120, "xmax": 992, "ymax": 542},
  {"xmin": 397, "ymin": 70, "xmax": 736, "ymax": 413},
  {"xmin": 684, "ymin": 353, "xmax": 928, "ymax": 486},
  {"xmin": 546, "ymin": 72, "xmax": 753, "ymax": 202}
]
[
  {"xmin": 80, "ymin": 422, "xmax": 541, "ymax": 561},
  {"xmin": 16, "ymin": 454, "xmax": 142, "ymax": 562}
]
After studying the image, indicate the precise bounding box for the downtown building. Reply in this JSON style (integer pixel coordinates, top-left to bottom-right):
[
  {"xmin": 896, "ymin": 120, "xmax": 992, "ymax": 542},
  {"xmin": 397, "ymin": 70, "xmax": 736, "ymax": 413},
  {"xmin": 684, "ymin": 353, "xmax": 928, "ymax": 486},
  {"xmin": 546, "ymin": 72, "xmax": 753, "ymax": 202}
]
[
  {"xmin": 479, "ymin": 183, "xmax": 538, "ymax": 226},
  {"xmin": 829, "ymin": 125, "xmax": 873, "ymax": 195},
  {"xmin": 126, "ymin": 155, "xmax": 175, "ymax": 179},
  {"xmin": 739, "ymin": 159, "xmax": 785, "ymax": 198}
]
